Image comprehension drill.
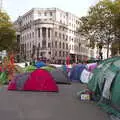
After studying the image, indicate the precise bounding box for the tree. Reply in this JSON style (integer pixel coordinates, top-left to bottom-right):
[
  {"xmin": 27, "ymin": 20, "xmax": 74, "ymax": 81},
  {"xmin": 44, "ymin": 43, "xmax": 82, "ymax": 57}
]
[
  {"xmin": 80, "ymin": 0, "xmax": 120, "ymax": 58},
  {"xmin": 0, "ymin": 10, "xmax": 16, "ymax": 51},
  {"xmin": 79, "ymin": 16, "xmax": 95, "ymax": 49}
]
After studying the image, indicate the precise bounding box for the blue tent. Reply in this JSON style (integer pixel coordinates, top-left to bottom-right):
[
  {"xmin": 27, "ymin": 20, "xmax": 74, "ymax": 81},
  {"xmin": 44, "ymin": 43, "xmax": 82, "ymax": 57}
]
[
  {"xmin": 69, "ymin": 64, "xmax": 86, "ymax": 81},
  {"xmin": 35, "ymin": 61, "xmax": 46, "ymax": 68}
]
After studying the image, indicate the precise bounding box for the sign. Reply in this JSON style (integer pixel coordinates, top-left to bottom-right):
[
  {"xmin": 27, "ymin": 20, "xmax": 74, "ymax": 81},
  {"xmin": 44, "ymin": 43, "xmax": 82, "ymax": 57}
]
[{"xmin": 80, "ymin": 94, "xmax": 90, "ymax": 100}]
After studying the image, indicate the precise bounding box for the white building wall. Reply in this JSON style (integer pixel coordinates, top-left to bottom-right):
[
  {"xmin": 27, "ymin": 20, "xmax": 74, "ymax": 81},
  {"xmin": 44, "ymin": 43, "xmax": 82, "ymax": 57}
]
[{"xmin": 15, "ymin": 8, "xmax": 94, "ymax": 63}]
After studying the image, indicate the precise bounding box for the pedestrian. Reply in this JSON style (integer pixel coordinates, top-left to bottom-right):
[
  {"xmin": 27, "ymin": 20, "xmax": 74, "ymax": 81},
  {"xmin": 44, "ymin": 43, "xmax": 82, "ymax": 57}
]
[{"xmin": 25, "ymin": 62, "xmax": 28, "ymax": 67}]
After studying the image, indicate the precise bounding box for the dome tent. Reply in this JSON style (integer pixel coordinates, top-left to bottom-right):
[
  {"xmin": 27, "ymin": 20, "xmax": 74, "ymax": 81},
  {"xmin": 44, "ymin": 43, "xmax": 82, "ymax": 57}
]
[
  {"xmin": 70, "ymin": 64, "xmax": 86, "ymax": 82},
  {"xmin": 35, "ymin": 61, "xmax": 46, "ymax": 68},
  {"xmin": 8, "ymin": 69, "xmax": 59, "ymax": 92},
  {"xmin": 50, "ymin": 69, "xmax": 71, "ymax": 84},
  {"xmin": 41, "ymin": 66, "xmax": 71, "ymax": 84}
]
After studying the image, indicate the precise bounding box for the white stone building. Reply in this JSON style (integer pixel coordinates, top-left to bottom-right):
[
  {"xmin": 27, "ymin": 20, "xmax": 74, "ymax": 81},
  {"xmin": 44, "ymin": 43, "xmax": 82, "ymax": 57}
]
[{"xmin": 14, "ymin": 8, "xmax": 94, "ymax": 63}]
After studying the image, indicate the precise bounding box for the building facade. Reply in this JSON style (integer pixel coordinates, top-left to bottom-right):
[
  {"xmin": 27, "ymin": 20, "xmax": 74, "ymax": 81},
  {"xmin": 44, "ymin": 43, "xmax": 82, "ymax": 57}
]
[{"xmin": 14, "ymin": 8, "xmax": 94, "ymax": 63}]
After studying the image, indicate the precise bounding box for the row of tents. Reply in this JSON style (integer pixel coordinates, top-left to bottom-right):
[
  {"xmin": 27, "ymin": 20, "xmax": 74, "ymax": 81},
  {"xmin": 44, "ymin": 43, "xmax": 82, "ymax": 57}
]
[
  {"xmin": 7, "ymin": 61, "xmax": 98, "ymax": 92},
  {"xmin": 8, "ymin": 62, "xmax": 71, "ymax": 92},
  {"xmin": 0, "ymin": 60, "xmax": 98, "ymax": 86},
  {"xmin": 77, "ymin": 56, "xmax": 120, "ymax": 119},
  {"xmin": 0, "ymin": 60, "xmax": 99, "ymax": 91}
]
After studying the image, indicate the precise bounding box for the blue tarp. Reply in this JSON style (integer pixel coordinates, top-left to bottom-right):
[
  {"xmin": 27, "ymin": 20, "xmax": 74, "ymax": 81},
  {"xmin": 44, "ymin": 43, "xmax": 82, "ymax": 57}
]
[{"xmin": 69, "ymin": 64, "xmax": 86, "ymax": 81}]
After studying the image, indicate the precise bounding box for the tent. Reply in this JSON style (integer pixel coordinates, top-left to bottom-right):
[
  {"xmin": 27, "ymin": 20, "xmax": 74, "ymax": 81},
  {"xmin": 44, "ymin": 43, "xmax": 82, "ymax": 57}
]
[
  {"xmin": 0, "ymin": 72, "xmax": 8, "ymax": 84},
  {"xmin": 88, "ymin": 56, "xmax": 120, "ymax": 118},
  {"xmin": 88, "ymin": 56, "xmax": 119, "ymax": 95},
  {"xmin": 35, "ymin": 61, "xmax": 46, "ymax": 68},
  {"xmin": 41, "ymin": 66, "xmax": 70, "ymax": 84},
  {"xmin": 24, "ymin": 65, "xmax": 36, "ymax": 72},
  {"xmin": 69, "ymin": 64, "xmax": 86, "ymax": 82},
  {"xmin": 50, "ymin": 69, "xmax": 71, "ymax": 84},
  {"xmin": 80, "ymin": 69, "xmax": 92, "ymax": 84},
  {"xmin": 86, "ymin": 63, "xmax": 97, "ymax": 72},
  {"xmin": 41, "ymin": 66, "xmax": 56, "ymax": 72},
  {"xmin": 57, "ymin": 66, "xmax": 69, "ymax": 76},
  {"xmin": 8, "ymin": 69, "xmax": 59, "ymax": 92}
]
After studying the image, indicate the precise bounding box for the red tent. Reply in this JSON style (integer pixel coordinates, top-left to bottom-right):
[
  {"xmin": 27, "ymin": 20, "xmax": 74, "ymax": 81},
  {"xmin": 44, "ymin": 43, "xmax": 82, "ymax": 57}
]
[{"xmin": 8, "ymin": 69, "xmax": 59, "ymax": 92}]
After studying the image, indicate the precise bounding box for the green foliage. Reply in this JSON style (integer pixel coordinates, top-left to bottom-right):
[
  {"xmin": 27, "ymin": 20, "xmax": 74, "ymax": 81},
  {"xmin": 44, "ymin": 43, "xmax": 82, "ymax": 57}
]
[
  {"xmin": 80, "ymin": 0, "xmax": 120, "ymax": 58},
  {"xmin": 0, "ymin": 10, "xmax": 16, "ymax": 51}
]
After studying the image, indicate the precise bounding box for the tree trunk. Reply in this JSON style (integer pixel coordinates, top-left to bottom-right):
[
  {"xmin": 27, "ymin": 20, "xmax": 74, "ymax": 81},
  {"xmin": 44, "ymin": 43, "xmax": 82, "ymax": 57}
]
[{"xmin": 107, "ymin": 42, "xmax": 110, "ymax": 58}]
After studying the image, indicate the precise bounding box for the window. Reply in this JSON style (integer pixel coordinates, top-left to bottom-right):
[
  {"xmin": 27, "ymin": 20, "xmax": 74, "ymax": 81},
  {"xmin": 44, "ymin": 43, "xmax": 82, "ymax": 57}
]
[
  {"xmin": 66, "ymin": 44, "xmax": 68, "ymax": 50},
  {"xmin": 52, "ymin": 42, "xmax": 53, "ymax": 47},
  {"xmin": 66, "ymin": 35, "xmax": 68, "ymax": 41},
  {"xmin": 49, "ymin": 18, "xmax": 52, "ymax": 21},
  {"xmin": 63, "ymin": 51, "xmax": 65, "ymax": 57},
  {"xmin": 63, "ymin": 43, "xmax": 65, "ymax": 49},
  {"xmin": 39, "ymin": 12, "xmax": 41, "ymax": 16},
  {"xmin": 48, "ymin": 43, "xmax": 51, "ymax": 48},
  {"xmin": 59, "ymin": 51, "xmax": 61, "ymax": 57},
  {"xmin": 38, "ymin": 28, "xmax": 40, "ymax": 38},
  {"xmin": 63, "ymin": 34, "xmax": 65, "ymax": 40},
  {"xmin": 55, "ymin": 51, "xmax": 57, "ymax": 56},
  {"xmin": 69, "ymin": 36, "xmax": 71, "ymax": 41},
  {"xmin": 55, "ymin": 41, "xmax": 57, "ymax": 48},
  {"xmin": 42, "ymin": 41, "xmax": 46, "ymax": 47},
  {"xmin": 50, "ymin": 12, "xmax": 52, "ymax": 16},
  {"xmin": 59, "ymin": 33, "xmax": 61, "ymax": 39},
  {"xmin": 48, "ymin": 28, "xmax": 50, "ymax": 38},
  {"xmin": 55, "ymin": 32, "xmax": 57, "ymax": 37},
  {"xmin": 59, "ymin": 42, "xmax": 61, "ymax": 48},
  {"xmin": 30, "ymin": 33, "xmax": 31, "ymax": 39},
  {"xmin": 32, "ymin": 32, "xmax": 34, "ymax": 38},
  {"xmin": 44, "ymin": 12, "xmax": 47, "ymax": 16}
]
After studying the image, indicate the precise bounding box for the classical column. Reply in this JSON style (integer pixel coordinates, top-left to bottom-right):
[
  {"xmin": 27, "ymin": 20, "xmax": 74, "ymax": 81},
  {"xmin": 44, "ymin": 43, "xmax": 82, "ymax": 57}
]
[
  {"xmin": 40, "ymin": 28, "xmax": 42, "ymax": 48},
  {"xmin": 50, "ymin": 28, "xmax": 52, "ymax": 41},
  {"xmin": 49, "ymin": 28, "xmax": 52, "ymax": 57},
  {"xmin": 46, "ymin": 28, "xmax": 49, "ymax": 48},
  {"xmin": 35, "ymin": 28, "xmax": 38, "ymax": 46},
  {"xmin": 50, "ymin": 28, "xmax": 53, "ymax": 58}
]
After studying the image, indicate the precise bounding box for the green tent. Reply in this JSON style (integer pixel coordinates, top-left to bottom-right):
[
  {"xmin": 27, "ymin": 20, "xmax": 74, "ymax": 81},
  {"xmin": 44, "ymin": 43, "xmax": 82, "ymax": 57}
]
[
  {"xmin": 88, "ymin": 56, "xmax": 120, "ymax": 118},
  {"xmin": 0, "ymin": 72, "xmax": 8, "ymax": 84},
  {"xmin": 24, "ymin": 65, "xmax": 36, "ymax": 72}
]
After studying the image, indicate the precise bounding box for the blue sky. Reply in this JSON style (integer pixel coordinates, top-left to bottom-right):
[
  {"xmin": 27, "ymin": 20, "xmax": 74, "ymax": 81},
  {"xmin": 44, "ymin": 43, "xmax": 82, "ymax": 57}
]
[{"xmin": 3, "ymin": 0, "xmax": 99, "ymax": 21}]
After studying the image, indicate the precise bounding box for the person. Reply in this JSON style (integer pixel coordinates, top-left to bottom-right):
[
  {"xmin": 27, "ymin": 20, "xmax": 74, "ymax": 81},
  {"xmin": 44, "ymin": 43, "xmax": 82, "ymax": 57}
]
[
  {"xmin": 25, "ymin": 62, "xmax": 28, "ymax": 67},
  {"xmin": 29, "ymin": 62, "xmax": 32, "ymax": 65}
]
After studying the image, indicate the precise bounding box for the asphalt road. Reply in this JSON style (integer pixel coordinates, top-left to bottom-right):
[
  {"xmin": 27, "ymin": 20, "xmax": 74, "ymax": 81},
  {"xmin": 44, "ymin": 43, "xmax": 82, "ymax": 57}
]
[{"xmin": 0, "ymin": 83, "xmax": 109, "ymax": 120}]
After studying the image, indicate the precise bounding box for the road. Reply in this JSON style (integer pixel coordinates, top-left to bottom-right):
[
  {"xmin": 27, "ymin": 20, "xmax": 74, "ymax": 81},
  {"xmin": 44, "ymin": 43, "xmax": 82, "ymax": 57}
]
[{"xmin": 0, "ymin": 83, "xmax": 109, "ymax": 120}]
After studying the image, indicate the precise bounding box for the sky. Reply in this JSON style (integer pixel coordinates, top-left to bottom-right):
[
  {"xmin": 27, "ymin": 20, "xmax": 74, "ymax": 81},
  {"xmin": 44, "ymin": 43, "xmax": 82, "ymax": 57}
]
[{"xmin": 3, "ymin": 0, "xmax": 99, "ymax": 21}]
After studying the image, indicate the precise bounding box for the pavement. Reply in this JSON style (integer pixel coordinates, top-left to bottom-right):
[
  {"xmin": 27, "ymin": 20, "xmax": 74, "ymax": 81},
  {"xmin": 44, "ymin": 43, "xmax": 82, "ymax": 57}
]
[{"xmin": 0, "ymin": 83, "xmax": 109, "ymax": 120}]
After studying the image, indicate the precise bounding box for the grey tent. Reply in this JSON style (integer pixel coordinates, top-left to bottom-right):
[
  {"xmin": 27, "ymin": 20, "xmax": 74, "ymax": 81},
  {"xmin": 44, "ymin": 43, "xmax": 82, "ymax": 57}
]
[
  {"xmin": 50, "ymin": 69, "xmax": 71, "ymax": 84},
  {"xmin": 13, "ymin": 73, "xmax": 31, "ymax": 90},
  {"xmin": 57, "ymin": 67, "xmax": 68, "ymax": 77}
]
